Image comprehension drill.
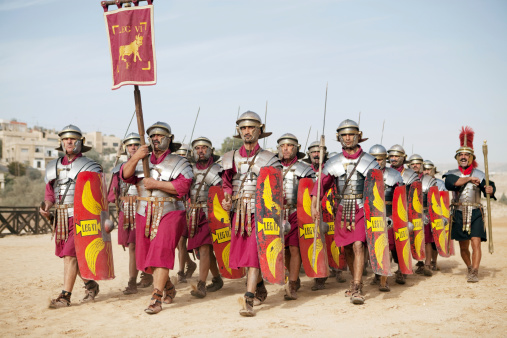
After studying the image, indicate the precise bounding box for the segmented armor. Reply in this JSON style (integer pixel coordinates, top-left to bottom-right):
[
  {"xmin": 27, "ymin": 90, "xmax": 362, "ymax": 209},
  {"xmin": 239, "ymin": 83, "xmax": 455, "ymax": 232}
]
[
  {"xmin": 188, "ymin": 162, "xmax": 223, "ymax": 237},
  {"xmin": 135, "ymin": 154, "xmax": 193, "ymax": 239},
  {"xmin": 444, "ymin": 169, "xmax": 485, "ymax": 234},
  {"xmin": 222, "ymin": 148, "xmax": 282, "ymax": 236},
  {"xmin": 282, "ymin": 161, "xmax": 315, "ymax": 220},
  {"xmin": 401, "ymin": 167, "xmax": 420, "ymax": 185},
  {"xmin": 383, "ymin": 167, "xmax": 404, "ymax": 217},
  {"xmin": 45, "ymin": 156, "xmax": 102, "ymax": 241},
  {"xmin": 323, "ymin": 152, "xmax": 380, "ymax": 230},
  {"xmin": 435, "ymin": 178, "xmax": 447, "ymax": 191},
  {"xmin": 112, "ymin": 162, "xmax": 139, "ymax": 230}
]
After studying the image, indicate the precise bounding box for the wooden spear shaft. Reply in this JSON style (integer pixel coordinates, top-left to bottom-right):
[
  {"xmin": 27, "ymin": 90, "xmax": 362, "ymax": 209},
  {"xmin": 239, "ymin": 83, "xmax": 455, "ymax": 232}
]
[
  {"xmin": 482, "ymin": 140, "xmax": 493, "ymax": 254},
  {"xmin": 134, "ymin": 85, "xmax": 150, "ymax": 178}
]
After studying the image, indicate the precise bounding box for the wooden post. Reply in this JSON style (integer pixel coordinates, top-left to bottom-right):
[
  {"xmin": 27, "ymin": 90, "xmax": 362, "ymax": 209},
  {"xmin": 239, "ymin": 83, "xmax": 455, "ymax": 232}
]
[
  {"xmin": 134, "ymin": 85, "xmax": 150, "ymax": 178},
  {"xmin": 482, "ymin": 140, "xmax": 493, "ymax": 254}
]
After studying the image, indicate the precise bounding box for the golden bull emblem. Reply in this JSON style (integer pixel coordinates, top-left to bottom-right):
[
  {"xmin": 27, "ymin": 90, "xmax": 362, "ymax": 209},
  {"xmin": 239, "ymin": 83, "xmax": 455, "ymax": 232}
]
[{"xmin": 119, "ymin": 34, "xmax": 143, "ymax": 65}]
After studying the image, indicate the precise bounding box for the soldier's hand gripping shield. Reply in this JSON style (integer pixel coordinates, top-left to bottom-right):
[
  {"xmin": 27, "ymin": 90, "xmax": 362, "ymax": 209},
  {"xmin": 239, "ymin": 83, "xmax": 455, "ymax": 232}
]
[
  {"xmin": 428, "ymin": 186, "xmax": 450, "ymax": 257},
  {"xmin": 364, "ymin": 169, "xmax": 391, "ymax": 276},
  {"xmin": 440, "ymin": 190, "xmax": 455, "ymax": 256},
  {"xmin": 74, "ymin": 172, "xmax": 115, "ymax": 280},
  {"xmin": 392, "ymin": 185, "xmax": 413, "ymax": 275},
  {"xmin": 207, "ymin": 186, "xmax": 246, "ymax": 279},
  {"xmin": 297, "ymin": 178, "xmax": 329, "ymax": 278},
  {"xmin": 255, "ymin": 167, "xmax": 285, "ymax": 285},
  {"xmin": 408, "ymin": 181, "xmax": 425, "ymax": 261}
]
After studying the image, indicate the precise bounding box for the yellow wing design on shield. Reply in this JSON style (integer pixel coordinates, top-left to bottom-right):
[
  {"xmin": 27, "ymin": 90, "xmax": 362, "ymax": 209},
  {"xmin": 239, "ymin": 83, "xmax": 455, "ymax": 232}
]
[
  {"xmin": 213, "ymin": 194, "xmax": 230, "ymax": 224},
  {"xmin": 85, "ymin": 238, "xmax": 105, "ymax": 276},
  {"xmin": 263, "ymin": 175, "xmax": 281, "ymax": 215},
  {"xmin": 375, "ymin": 233, "xmax": 388, "ymax": 269},
  {"xmin": 413, "ymin": 189, "xmax": 422, "ymax": 214},
  {"xmin": 222, "ymin": 242, "xmax": 232, "ymax": 275},
  {"xmin": 373, "ymin": 182, "xmax": 385, "ymax": 213},
  {"xmin": 83, "ymin": 180, "xmax": 102, "ymax": 216},
  {"xmin": 267, "ymin": 238, "xmax": 282, "ymax": 277},
  {"xmin": 303, "ymin": 188, "xmax": 312, "ymax": 216}
]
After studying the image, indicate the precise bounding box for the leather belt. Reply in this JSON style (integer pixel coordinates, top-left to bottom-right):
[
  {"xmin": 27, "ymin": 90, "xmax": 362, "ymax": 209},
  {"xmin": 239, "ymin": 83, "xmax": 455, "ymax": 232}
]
[
  {"xmin": 338, "ymin": 194, "xmax": 363, "ymax": 200},
  {"xmin": 451, "ymin": 202, "xmax": 482, "ymax": 207},
  {"xmin": 137, "ymin": 196, "xmax": 183, "ymax": 202}
]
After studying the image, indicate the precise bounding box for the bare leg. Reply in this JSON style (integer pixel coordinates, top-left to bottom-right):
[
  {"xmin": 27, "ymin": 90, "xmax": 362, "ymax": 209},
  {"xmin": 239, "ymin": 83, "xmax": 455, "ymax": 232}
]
[
  {"xmin": 246, "ymin": 267, "xmax": 261, "ymax": 294},
  {"xmin": 459, "ymin": 240, "xmax": 472, "ymax": 267},
  {"xmin": 129, "ymin": 243, "xmax": 138, "ymax": 279},
  {"xmin": 288, "ymin": 246, "xmax": 301, "ymax": 281},
  {"xmin": 344, "ymin": 244, "xmax": 355, "ymax": 277},
  {"xmin": 152, "ymin": 267, "xmax": 169, "ymax": 292},
  {"xmin": 198, "ymin": 245, "xmax": 211, "ymax": 282},
  {"xmin": 471, "ymin": 237, "xmax": 482, "ymax": 270},
  {"xmin": 63, "ymin": 256, "xmax": 79, "ymax": 292},
  {"xmin": 178, "ymin": 237, "xmax": 189, "ymax": 272},
  {"xmin": 209, "ymin": 248, "xmax": 220, "ymax": 278},
  {"xmin": 284, "ymin": 247, "xmax": 291, "ymax": 271},
  {"xmin": 351, "ymin": 241, "xmax": 364, "ymax": 283},
  {"xmin": 424, "ymin": 243, "xmax": 433, "ymax": 266}
]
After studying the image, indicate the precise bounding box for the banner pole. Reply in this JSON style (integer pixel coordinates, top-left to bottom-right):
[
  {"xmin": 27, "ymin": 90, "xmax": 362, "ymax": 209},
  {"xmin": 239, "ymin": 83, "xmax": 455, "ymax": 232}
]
[{"xmin": 134, "ymin": 85, "xmax": 150, "ymax": 177}]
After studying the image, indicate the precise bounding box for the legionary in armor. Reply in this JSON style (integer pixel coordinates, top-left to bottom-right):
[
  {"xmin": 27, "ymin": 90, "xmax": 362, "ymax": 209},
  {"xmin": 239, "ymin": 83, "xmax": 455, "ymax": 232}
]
[
  {"xmin": 305, "ymin": 141, "xmax": 346, "ymax": 290},
  {"xmin": 174, "ymin": 142, "xmax": 198, "ymax": 284},
  {"xmin": 121, "ymin": 121, "xmax": 193, "ymax": 314},
  {"xmin": 220, "ymin": 111, "xmax": 282, "ymax": 316},
  {"xmin": 387, "ymin": 145, "xmax": 419, "ymax": 185},
  {"xmin": 443, "ymin": 126, "xmax": 495, "ymax": 283},
  {"xmin": 423, "ymin": 160, "xmax": 446, "ymax": 191},
  {"xmin": 408, "ymin": 154, "xmax": 424, "ymax": 180},
  {"xmin": 186, "ymin": 137, "xmax": 224, "ymax": 298},
  {"xmin": 108, "ymin": 133, "xmax": 146, "ymax": 294},
  {"xmin": 311, "ymin": 119, "xmax": 380, "ymax": 305},
  {"xmin": 277, "ymin": 133, "xmax": 315, "ymax": 300},
  {"xmin": 40, "ymin": 125, "xmax": 102, "ymax": 308},
  {"xmin": 369, "ymin": 144, "xmax": 405, "ymax": 290},
  {"xmin": 419, "ymin": 170, "xmax": 438, "ymax": 276}
]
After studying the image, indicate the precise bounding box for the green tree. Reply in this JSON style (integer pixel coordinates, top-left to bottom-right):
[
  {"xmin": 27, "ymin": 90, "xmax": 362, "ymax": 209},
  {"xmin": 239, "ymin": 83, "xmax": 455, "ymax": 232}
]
[
  {"xmin": 0, "ymin": 175, "xmax": 45, "ymax": 206},
  {"xmin": 7, "ymin": 161, "xmax": 26, "ymax": 176},
  {"xmin": 217, "ymin": 137, "xmax": 241, "ymax": 155}
]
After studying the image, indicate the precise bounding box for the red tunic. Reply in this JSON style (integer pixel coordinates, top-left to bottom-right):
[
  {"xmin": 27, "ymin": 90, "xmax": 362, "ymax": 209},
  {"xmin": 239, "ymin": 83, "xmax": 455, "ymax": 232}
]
[
  {"xmin": 222, "ymin": 144, "xmax": 261, "ymax": 269},
  {"xmin": 121, "ymin": 150, "xmax": 192, "ymax": 272},
  {"xmin": 45, "ymin": 154, "xmax": 83, "ymax": 258},
  {"xmin": 107, "ymin": 171, "xmax": 136, "ymax": 247}
]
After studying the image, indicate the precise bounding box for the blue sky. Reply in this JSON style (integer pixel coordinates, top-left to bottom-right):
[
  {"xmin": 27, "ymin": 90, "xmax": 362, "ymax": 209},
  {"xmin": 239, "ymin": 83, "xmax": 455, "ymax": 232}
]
[{"xmin": 0, "ymin": 0, "xmax": 506, "ymax": 165}]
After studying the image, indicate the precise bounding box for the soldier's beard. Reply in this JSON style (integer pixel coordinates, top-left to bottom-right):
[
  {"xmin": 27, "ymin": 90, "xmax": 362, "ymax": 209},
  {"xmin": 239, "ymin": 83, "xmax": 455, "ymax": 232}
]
[{"xmin": 459, "ymin": 158, "xmax": 470, "ymax": 168}]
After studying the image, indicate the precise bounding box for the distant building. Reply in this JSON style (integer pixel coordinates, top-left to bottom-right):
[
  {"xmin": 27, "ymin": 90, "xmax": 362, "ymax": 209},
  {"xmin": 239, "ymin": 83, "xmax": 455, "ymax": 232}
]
[{"xmin": 0, "ymin": 119, "xmax": 121, "ymax": 171}]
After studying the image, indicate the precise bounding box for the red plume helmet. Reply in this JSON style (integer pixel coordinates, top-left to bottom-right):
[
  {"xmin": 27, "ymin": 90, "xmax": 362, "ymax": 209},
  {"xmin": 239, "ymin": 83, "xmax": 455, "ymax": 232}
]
[{"xmin": 456, "ymin": 126, "xmax": 477, "ymax": 168}]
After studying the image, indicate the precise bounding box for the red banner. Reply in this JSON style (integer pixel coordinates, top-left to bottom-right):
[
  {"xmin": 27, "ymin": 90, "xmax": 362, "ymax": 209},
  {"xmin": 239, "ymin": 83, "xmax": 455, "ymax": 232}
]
[{"xmin": 104, "ymin": 5, "xmax": 156, "ymax": 90}]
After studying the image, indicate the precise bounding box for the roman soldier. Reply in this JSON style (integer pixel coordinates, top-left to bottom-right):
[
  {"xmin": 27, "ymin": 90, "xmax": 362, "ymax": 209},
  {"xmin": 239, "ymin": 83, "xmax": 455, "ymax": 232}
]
[
  {"xmin": 311, "ymin": 119, "xmax": 380, "ymax": 305},
  {"xmin": 305, "ymin": 141, "xmax": 346, "ymax": 289},
  {"xmin": 387, "ymin": 145, "xmax": 419, "ymax": 185},
  {"xmin": 277, "ymin": 133, "xmax": 315, "ymax": 300},
  {"xmin": 174, "ymin": 142, "xmax": 198, "ymax": 283},
  {"xmin": 108, "ymin": 132, "xmax": 146, "ymax": 294},
  {"xmin": 443, "ymin": 126, "xmax": 495, "ymax": 282},
  {"xmin": 369, "ymin": 144, "xmax": 404, "ymax": 290},
  {"xmin": 422, "ymin": 159, "xmax": 446, "ymax": 271},
  {"xmin": 221, "ymin": 111, "xmax": 282, "ymax": 316},
  {"xmin": 187, "ymin": 136, "xmax": 224, "ymax": 298},
  {"xmin": 40, "ymin": 125, "xmax": 102, "ymax": 308},
  {"xmin": 408, "ymin": 154, "xmax": 424, "ymax": 180},
  {"xmin": 121, "ymin": 121, "xmax": 193, "ymax": 314}
]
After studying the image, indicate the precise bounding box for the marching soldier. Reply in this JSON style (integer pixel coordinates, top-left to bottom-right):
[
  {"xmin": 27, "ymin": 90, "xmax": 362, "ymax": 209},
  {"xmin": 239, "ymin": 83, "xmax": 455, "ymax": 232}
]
[
  {"xmin": 387, "ymin": 145, "xmax": 419, "ymax": 186},
  {"xmin": 174, "ymin": 143, "xmax": 198, "ymax": 283},
  {"xmin": 187, "ymin": 137, "xmax": 224, "ymax": 298},
  {"xmin": 277, "ymin": 133, "xmax": 315, "ymax": 300},
  {"xmin": 121, "ymin": 122, "xmax": 193, "ymax": 314},
  {"xmin": 408, "ymin": 154, "xmax": 424, "ymax": 180},
  {"xmin": 40, "ymin": 125, "xmax": 102, "ymax": 308},
  {"xmin": 311, "ymin": 119, "xmax": 380, "ymax": 305},
  {"xmin": 221, "ymin": 111, "xmax": 282, "ymax": 316},
  {"xmin": 443, "ymin": 127, "xmax": 495, "ymax": 282},
  {"xmin": 108, "ymin": 133, "xmax": 145, "ymax": 294},
  {"xmin": 369, "ymin": 144, "xmax": 404, "ymax": 290}
]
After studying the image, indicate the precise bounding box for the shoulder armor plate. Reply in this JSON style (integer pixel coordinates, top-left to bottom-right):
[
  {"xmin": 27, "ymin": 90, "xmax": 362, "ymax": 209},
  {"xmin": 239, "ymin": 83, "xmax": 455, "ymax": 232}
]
[
  {"xmin": 384, "ymin": 167, "xmax": 404, "ymax": 187},
  {"xmin": 355, "ymin": 153, "xmax": 380, "ymax": 175},
  {"xmin": 294, "ymin": 161, "xmax": 315, "ymax": 178},
  {"xmin": 442, "ymin": 169, "xmax": 461, "ymax": 178},
  {"xmin": 402, "ymin": 168, "xmax": 419, "ymax": 185},
  {"xmin": 251, "ymin": 150, "xmax": 281, "ymax": 175},
  {"xmin": 323, "ymin": 153, "xmax": 345, "ymax": 177},
  {"xmin": 472, "ymin": 169, "xmax": 485, "ymax": 182},
  {"xmin": 69, "ymin": 157, "xmax": 102, "ymax": 179},
  {"xmin": 421, "ymin": 174, "xmax": 437, "ymax": 192},
  {"xmin": 221, "ymin": 151, "xmax": 235, "ymax": 170},
  {"xmin": 44, "ymin": 158, "xmax": 59, "ymax": 184},
  {"xmin": 112, "ymin": 162, "xmax": 124, "ymax": 174}
]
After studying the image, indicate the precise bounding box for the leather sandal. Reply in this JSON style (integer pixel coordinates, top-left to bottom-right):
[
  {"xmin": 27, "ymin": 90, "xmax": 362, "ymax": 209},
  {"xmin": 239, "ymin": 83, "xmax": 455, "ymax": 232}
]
[
  {"xmin": 163, "ymin": 279, "xmax": 177, "ymax": 304},
  {"xmin": 145, "ymin": 289, "xmax": 163, "ymax": 314},
  {"xmin": 239, "ymin": 295, "xmax": 255, "ymax": 317},
  {"xmin": 82, "ymin": 280, "xmax": 99, "ymax": 302},
  {"xmin": 49, "ymin": 291, "xmax": 71, "ymax": 309},
  {"xmin": 350, "ymin": 282, "xmax": 365, "ymax": 305},
  {"xmin": 191, "ymin": 280, "xmax": 207, "ymax": 298},
  {"xmin": 206, "ymin": 275, "xmax": 224, "ymax": 292},
  {"xmin": 123, "ymin": 277, "xmax": 138, "ymax": 295}
]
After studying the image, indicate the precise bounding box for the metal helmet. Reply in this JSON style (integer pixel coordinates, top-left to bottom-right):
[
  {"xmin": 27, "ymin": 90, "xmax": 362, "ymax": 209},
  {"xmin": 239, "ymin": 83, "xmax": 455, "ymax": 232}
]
[
  {"xmin": 336, "ymin": 119, "xmax": 367, "ymax": 149},
  {"xmin": 304, "ymin": 140, "xmax": 328, "ymax": 165},
  {"xmin": 56, "ymin": 124, "xmax": 91, "ymax": 153},
  {"xmin": 387, "ymin": 144, "xmax": 407, "ymax": 165},
  {"xmin": 369, "ymin": 144, "xmax": 387, "ymax": 169},
  {"xmin": 233, "ymin": 111, "xmax": 272, "ymax": 142},
  {"xmin": 455, "ymin": 126, "xmax": 476, "ymax": 167},
  {"xmin": 146, "ymin": 121, "xmax": 181, "ymax": 152},
  {"xmin": 122, "ymin": 132, "xmax": 141, "ymax": 157},
  {"xmin": 276, "ymin": 133, "xmax": 304, "ymax": 160},
  {"xmin": 408, "ymin": 154, "xmax": 424, "ymax": 165},
  {"xmin": 191, "ymin": 136, "xmax": 219, "ymax": 162},
  {"xmin": 174, "ymin": 143, "xmax": 192, "ymax": 160},
  {"xmin": 423, "ymin": 159, "xmax": 439, "ymax": 174}
]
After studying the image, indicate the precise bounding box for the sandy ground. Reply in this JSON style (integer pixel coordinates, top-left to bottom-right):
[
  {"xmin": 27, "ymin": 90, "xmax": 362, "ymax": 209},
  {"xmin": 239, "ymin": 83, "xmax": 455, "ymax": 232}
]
[{"xmin": 1, "ymin": 217, "xmax": 506, "ymax": 337}]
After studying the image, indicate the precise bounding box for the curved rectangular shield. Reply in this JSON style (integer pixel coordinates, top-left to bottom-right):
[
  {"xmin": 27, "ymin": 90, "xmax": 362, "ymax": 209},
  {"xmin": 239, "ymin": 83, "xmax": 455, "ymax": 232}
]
[
  {"xmin": 322, "ymin": 186, "xmax": 346, "ymax": 270},
  {"xmin": 364, "ymin": 169, "xmax": 391, "ymax": 276},
  {"xmin": 297, "ymin": 178, "xmax": 328, "ymax": 278},
  {"xmin": 74, "ymin": 172, "xmax": 115, "ymax": 280},
  {"xmin": 428, "ymin": 186, "xmax": 449, "ymax": 257},
  {"xmin": 408, "ymin": 181, "xmax": 425, "ymax": 261},
  {"xmin": 255, "ymin": 167, "xmax": 285, "ymax": 285},
  {"xmin": 392, "ymin": 185, "xmax": 413, "ymax": 274},
  {"xmin": 440, "ymin": 191, "xmax": 455, "ymax": 256},
  {"xmin": 207, "ymin": 186, "xmax": 246, "ymax": 279}
]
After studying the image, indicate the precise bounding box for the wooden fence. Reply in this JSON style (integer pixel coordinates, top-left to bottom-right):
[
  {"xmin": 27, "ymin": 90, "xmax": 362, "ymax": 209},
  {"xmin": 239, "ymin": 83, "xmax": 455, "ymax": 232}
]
[{"xmin": 0, "ymin": 205, "xmax": 118, "ymax": 236}]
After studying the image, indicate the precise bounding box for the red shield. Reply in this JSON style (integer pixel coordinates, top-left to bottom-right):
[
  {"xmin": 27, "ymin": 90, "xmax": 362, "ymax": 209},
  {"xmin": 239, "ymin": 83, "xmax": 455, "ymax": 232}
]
[
  {"xmin": 392, "ymin": 185, "xmax": 413, "ymax": 274},
  {"xmin": 297, "ymin": 178, "xmax": 328, "ymax": 278},
  {"xmin": 322, "ymin": 186, "xmax": 346, "ymax": 270},
  {"xmin": 428, "ymin": 186, "xmax": 449, "ymax": 257},
  {"xmin": 255, "ymin": 167, "xmax": 285, "ymax": 285},
  {"xmin": 74, "ymin": 172, "xmax": 115, "ymax": 280},
  {"xmin": 440, "ymin": 191, "xmax": 455, "ymax": 256},
  {"xmin": 207, "ymin": 186, "xmax": 245, "ymax": 279},
  {"xmin": 364, "ymin": 169, "xmax": 391, "ymax": 276},
  {"xmin": 408, "ymin": 181, "xmax": 425, "ymax": 261}
]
